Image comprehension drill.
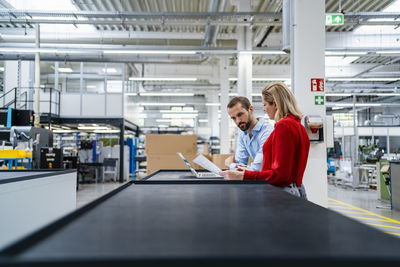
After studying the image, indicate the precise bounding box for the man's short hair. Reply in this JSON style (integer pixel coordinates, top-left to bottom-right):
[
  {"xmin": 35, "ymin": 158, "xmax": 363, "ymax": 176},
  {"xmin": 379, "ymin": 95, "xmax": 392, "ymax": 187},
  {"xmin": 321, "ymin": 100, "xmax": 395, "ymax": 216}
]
[{"xmin": 227, "ymin": 96, "xmax": 251, "ymax": 110}]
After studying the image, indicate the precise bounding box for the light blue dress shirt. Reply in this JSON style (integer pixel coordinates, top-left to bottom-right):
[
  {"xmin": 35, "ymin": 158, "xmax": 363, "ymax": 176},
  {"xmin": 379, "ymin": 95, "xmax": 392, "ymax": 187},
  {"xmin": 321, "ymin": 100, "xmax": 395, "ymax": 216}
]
[{"xmin": 229, "ymin": 117, "xmax": 274, "ymax": 171}]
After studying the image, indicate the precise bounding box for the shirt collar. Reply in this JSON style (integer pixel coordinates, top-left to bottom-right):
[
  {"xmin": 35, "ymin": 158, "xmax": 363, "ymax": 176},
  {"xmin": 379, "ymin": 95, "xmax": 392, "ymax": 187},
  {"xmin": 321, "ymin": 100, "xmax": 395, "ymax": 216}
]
[{"xmin": 244, "ymin": 117, "xmax": 263, "ymax": 136}]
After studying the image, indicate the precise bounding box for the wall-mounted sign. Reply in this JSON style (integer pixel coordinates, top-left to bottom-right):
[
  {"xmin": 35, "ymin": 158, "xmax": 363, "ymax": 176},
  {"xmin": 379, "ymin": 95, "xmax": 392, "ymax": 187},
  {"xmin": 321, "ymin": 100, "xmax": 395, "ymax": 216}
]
[
  {"xmin": 315, "ymin": 95, "xmax": 325, "ymax": 105},
  {"xmin": 311, "ymin": 78, "xmax": 324, "ymax": 92},
  {"xmin": 326, "ymin": 14, "xmax": 344, "ymax": 25}
]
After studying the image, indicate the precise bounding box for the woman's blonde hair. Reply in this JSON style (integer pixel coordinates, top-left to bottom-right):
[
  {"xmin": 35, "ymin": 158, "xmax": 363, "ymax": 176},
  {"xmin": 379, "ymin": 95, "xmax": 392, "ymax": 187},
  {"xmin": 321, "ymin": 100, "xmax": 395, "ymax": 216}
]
[{"xmin": 262, "ymin": 82, "xmax": 303, "ymax": 121}]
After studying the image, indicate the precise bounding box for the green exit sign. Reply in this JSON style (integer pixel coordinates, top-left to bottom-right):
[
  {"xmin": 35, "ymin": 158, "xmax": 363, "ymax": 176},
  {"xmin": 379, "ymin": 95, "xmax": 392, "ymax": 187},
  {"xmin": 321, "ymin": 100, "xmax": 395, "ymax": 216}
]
[{"xmin": 326, "ymin": 13, "xmax": 344, "ymax": 25}]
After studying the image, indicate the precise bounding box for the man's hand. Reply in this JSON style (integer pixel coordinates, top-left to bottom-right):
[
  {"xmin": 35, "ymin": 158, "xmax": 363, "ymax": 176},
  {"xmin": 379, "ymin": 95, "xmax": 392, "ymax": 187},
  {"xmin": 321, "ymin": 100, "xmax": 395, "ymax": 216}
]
[
  {"xmin": 235, "ymin": 164, "xmax": 252, "ymax": 172},
  {"xmin": 225, "ymin": 155, "xmax": 235, "ymax": 168},
  {"xmin": 219, "ymin": 170, "xmax": 244, "ymax": 180}
]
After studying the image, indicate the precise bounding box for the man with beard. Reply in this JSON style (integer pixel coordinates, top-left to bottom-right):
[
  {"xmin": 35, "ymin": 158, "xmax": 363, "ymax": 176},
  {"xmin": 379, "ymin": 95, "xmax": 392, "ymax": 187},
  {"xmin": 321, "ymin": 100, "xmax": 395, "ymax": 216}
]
[{"xmin": 225, "ymin": 96, "xmax": 274, "ymax": 171}]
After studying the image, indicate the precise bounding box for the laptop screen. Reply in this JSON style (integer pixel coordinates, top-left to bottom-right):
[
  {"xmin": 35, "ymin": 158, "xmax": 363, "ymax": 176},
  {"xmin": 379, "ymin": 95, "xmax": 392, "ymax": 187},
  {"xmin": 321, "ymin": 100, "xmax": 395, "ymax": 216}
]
[{"xmin": 177, "ymin": 152, "xmax": 198, "ymax": 176}]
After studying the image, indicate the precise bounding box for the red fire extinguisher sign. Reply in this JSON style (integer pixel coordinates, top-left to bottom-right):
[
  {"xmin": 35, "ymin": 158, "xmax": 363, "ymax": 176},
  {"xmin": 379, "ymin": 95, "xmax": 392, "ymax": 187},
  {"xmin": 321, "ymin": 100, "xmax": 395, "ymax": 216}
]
[{"xmin": 311, "ymin": 78, "xmax": 324, "ymax": 92}]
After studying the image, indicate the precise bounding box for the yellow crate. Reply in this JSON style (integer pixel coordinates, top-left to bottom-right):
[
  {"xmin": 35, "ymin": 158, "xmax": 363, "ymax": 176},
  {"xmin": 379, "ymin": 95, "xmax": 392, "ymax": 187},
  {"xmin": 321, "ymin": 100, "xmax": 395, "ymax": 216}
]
[{"xmin": 0, "ymin": 150, "xmax": 28, "ymax": 159}]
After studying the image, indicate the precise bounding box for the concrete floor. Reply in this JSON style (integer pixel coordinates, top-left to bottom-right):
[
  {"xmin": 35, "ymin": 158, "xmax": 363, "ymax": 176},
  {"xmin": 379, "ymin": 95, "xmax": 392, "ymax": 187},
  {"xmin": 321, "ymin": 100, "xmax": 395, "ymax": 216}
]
[{"xmin": 328, "ymin": 183, "xmax": 400, "ymax": 237}]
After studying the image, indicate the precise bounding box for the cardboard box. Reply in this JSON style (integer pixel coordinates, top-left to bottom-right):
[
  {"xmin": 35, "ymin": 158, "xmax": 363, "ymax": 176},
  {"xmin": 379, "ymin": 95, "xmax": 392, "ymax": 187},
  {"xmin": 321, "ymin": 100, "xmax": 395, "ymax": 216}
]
[
  {"xmin": 145, "ymin": 134, "xmax": 197, "ymax": 155},
  {"xmin": 146, "ymin": 153, "xmax": 203, "ymax": 174},
  {"xmin": 211, "ymin": 154, "xmax": 233, "ymax": 170}
]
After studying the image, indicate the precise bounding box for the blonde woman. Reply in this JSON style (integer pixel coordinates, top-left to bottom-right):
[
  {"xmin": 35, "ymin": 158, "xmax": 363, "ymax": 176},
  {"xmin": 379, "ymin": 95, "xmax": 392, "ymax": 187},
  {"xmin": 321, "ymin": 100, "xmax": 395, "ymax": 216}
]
[{"xmin": 220, "ymin": 82, "xmax": 310, "ymax": 199}]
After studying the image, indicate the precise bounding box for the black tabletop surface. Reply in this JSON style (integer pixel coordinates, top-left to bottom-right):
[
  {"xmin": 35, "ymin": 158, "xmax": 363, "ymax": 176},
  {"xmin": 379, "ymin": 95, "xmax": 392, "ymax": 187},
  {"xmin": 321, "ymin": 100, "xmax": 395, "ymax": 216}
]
[{"xmin": 2, "ymin": 171, "xmax": 400, "ymax": 266}]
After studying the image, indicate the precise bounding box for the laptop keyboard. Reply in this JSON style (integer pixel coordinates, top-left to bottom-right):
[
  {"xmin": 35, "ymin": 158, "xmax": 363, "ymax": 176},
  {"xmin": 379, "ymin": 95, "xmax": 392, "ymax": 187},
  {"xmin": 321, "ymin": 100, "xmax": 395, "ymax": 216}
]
[{"xmin": 198, "ymin": 173, "xmax": 219, "ymax": 177}]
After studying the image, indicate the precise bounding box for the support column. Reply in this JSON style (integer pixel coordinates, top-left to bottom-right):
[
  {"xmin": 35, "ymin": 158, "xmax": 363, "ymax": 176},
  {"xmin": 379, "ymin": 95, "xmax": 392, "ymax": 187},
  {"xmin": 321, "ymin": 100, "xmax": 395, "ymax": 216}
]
[
  {"xmin": 121, "ymin": 63, "xmax": 125, "ymax": 117},
  {"xmin": 207, "ymin": 92, "xmax": 219, "ymax": 138},
  {"xmin": 34, "ymin": 24, "xmax": 40, "ymax": 126},
  {"xmin": 290, "ymin": 0, "xmax": 327, "ymax": 206},
  {"xmin": 219, "ymin": 56, "xmax": 230, "ymax": 154},
  {"xmin": 80, "ymin": 62, "xmax": 83, "ymax": 116},
  {"xmin": 236, "ymin": 0, "xmax": 252, "ymax": 100}
]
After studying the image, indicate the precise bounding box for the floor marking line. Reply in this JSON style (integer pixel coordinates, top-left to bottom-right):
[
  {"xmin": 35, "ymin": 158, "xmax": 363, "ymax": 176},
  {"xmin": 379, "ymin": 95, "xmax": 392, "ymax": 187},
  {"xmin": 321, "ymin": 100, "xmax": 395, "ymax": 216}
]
[
  {"xmin": 328, "ymin": 197, "xmax": 400, "ymax": 225},
  {"xmin": 385, "ymin": 232, "xmax": 400, "ymax": 236},
  {"xmin": 329, "ymin": 206, "xmax": 359, "ymax": 210},
  {"xmin": 365, "ymin": 223, "xmax": 400, "ymax": 229},
  {"xmin": 348, "ymin": 216, "xmax": 393, "ymax": 222},
  {"xmin": 334, "ymin": 210, "xmax": 371, "ymax": 215}
]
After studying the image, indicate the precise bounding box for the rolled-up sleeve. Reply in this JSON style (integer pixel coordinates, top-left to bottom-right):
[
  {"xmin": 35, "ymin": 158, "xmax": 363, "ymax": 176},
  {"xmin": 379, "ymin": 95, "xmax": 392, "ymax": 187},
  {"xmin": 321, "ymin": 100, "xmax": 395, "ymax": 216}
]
[
  {"xmin": 231, "ymin": 134, "xmax": 249, "ymax": 170},
  {"xmin": 248, "ymin": 125, "xmax": 272, "ymax": 171}
]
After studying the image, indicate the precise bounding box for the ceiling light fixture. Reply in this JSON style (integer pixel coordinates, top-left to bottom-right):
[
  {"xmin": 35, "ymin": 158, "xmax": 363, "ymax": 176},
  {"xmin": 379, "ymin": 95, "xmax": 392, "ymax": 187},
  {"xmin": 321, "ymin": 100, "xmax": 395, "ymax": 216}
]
[
  {"xmin": 140, "ymin": 92, "xmax": 195, "ymax": 96},
  {"xmin": 325, "ymin": 93, "xmax": 352, "ymax": 96},
  {"xmin": 104, "ymin": 50, "xmax": 197, "ymax": 55},
  {"xmin": 205, "ymin": 103, "xmax": 221, "ymax": 106},
  {"xmin": 239, "ymin": 50, "xmax": 286, "ymax": 55},
  {"xmin": 229, "ymin": 78, "xmax": 290, "ymax": 82},
  {"xmin": 139, "ymin": 103, "xmax": 186, "ymax": 106},
  {"xmin": 102, "ymin": 68, "xmax": 117, "ymax": 73},
  {"xmin": 129, "ymin": 77, "xmax": 198, "ymax": 81},
  {"xmin": 327, "ymin": 78, "xmax": 399, "ymax": 82},
  {"xmin": 58, "ymin": 67, "xmax": 73, "ymax": 73}
]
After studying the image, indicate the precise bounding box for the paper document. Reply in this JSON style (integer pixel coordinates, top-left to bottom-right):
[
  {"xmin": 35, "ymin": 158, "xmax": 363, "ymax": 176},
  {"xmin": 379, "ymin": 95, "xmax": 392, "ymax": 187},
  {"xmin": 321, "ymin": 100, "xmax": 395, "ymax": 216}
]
[{"xmin": 193, "ymin": 154, "xmax": 222, "ymax": 175}]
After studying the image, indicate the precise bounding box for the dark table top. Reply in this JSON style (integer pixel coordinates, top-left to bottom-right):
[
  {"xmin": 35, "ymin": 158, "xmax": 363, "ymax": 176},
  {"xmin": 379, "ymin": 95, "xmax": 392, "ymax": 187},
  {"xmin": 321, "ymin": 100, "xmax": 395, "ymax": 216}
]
[{"xmin": 2, "ymin": 170, "xmax": 400, "ymax": 266}]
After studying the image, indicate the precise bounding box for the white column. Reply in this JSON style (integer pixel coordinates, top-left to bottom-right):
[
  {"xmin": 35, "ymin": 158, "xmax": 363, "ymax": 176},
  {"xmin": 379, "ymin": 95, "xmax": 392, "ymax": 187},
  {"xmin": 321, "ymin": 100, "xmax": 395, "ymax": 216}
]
[
  {"xmin": 290, "ymin": 0, "xmax": 327, "ymax": 207},
  {"xmin": 219, "ymin": 56, "xmax": 230, "ymax": 154},
  {"xmin": 54, "ymin": 62, "xmax": 59, "ymax": 91},
  {"xmin": 80, "ymin": 62, "xmax": 83, "ymax": 116},
  {"xmin": 236, "ymin": 0, "xmax": 252, "ymax": 100},
  {"xmin": 207, "ymin": 92, "xmax": 219, "ymax": 138},
  {"xmin": 121, "ymin": 63, "xmax": 125, "ymax": 117},
  {"xmin": 34, "ymin": 24, "xmax": 40, "ymax": 126}
]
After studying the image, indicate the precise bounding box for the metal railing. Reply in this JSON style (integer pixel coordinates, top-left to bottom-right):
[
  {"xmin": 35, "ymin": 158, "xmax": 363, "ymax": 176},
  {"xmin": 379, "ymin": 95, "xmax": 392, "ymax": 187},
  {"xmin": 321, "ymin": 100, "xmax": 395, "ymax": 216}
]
[{"xmin": 0, "ymin": 87, "xmax": 61, "ymax": 120}]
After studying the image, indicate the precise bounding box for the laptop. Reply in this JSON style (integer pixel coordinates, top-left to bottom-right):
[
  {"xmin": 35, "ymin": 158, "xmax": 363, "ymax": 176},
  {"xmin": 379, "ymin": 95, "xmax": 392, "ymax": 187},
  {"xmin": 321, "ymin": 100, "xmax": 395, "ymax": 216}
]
[{"xmin": 177, "ymin": 152, "xmax": 222, "ymax": 178}]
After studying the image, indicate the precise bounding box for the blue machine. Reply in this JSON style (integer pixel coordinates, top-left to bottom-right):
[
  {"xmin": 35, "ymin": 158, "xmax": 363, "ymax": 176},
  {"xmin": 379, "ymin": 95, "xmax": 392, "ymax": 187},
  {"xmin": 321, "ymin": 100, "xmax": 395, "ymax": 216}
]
[
  {"xmin": 327, "ymin": 158, "xmax": 336, "ymax": 175},
  {"xmin": 127, "ymin": 137, "xmax": 138, "ymax": 180}
]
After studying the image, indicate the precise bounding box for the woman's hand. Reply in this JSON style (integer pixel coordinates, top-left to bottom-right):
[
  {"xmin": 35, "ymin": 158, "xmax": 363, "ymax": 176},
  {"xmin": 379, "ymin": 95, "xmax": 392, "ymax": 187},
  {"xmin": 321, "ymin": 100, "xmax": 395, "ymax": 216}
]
[{"xmin": 219, "ymin": 170, "xmax": 245, "ymax": 180}]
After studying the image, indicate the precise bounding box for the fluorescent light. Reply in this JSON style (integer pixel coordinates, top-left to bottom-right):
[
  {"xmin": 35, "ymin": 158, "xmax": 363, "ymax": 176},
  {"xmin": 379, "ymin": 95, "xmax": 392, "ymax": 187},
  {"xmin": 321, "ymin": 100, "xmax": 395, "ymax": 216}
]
[
  {"xmin": 53, "ymin": 129, "xmax": 74, "ymax": 133},
  {"xmin": 160, "ymin": 110, "xmax": 198, "ymax": 113},
  {"xmin": 334, "ymin": 103, "xmax": 382, "ymax": 107},
  {"xmin": 162, "ymin": 114, "xmax": 198, "ymax": 118},
  {"xmin": 129, "ymin": 77, "xmax": 197, "ymax": 81},
  {"xmin": 0, "ymin": 67, "xmax": 4, "ymax": 72},
  {"xmin": 332, "ymin": 107, "xmax": 345, "ymax": 110},
  {"xmin": 376, "ymin": 50, "xmax": 400, "ymax": 54},
  {"xmin": 86, "ymin": 85, "xmax": 96, "ymax": 89},
  {"xmin": 78, "ymin": 126, "xmax": 109, "ymax": 130},
  {"xmin": 102, "ymin": 68, "xmax": 117, "ymax": 73},
  {"xmin": 325, "ymin": 51, "xmax": 368, "ymax": 56},
  {"xmin": 104, "ymin": 50, "xmax": 197, "ymax": 54},
  {"xmin": 376, "ymin": 93, "xmax": 400, "ymax": 96},
  {"xmin": 139, "ymin": 103, "xmax": 186, "ymax": 106},
  {"xmin": 239, "ymin": 50, "xmax": 286, "ymax": 55},
  {"xmin": 59, "ymin": 67, "xmax": 73, "ymax": 73},
  {"xmin": 156, "ymin": 119, "xmax": 172, "ymax": 122},
  {"xmin": 325, "ymin": 93, "xmax": 352, "ymax": 96},
  {"xmin": 205, "ymin": 103, "xmax": 221, "ymax": 106},
  {"xmin": 158, "ymin": 125, "xmax": 169, "ymax": 128},
  {"xmin": 199, "ymin": 119, "xmax": 209, "ymax": 123},
  {"xmin": 229, "ymin": 78, "xmax": 290, "ymax": 82},
  {"xmin": 327, "ymin": 77, "xmax": 399, "ymax": 82},
  {"xmin": 140, "ymin": 92, "xmax": 195, "ymax": 96},
  {"xmin": 93, "ymin": 130, "xmax": 120, "ymax": 133}
]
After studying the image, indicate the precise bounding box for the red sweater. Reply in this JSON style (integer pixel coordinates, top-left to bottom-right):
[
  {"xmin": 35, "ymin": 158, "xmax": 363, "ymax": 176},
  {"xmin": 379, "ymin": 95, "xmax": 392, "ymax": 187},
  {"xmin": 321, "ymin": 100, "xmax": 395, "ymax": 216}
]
[{"xmin": 244, "ymin": 114, "xmax": 310, "ymax": 187}]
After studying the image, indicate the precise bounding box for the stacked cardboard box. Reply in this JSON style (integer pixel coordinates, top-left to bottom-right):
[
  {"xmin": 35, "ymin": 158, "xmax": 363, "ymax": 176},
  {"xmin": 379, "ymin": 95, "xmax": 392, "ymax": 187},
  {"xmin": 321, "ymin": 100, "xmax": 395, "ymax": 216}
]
[{"xmin": 145, "ymin": 134, "xmax": 201, "ymax": 174}]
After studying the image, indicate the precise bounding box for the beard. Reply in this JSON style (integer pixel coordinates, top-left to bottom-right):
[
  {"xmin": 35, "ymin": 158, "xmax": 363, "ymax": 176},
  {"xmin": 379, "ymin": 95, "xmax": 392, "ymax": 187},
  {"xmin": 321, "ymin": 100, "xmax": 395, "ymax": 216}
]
[{"xmin": 239, "ymin": 115, "xmax": 252, "ymax": 131}]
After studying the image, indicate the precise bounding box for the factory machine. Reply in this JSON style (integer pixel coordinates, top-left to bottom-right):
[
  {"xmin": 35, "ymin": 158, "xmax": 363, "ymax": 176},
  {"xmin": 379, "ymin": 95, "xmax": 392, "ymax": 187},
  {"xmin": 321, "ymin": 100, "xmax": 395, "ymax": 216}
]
[{"xmin": 0, "ymin": 108, "xmax": 54, "ymax": 169}]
